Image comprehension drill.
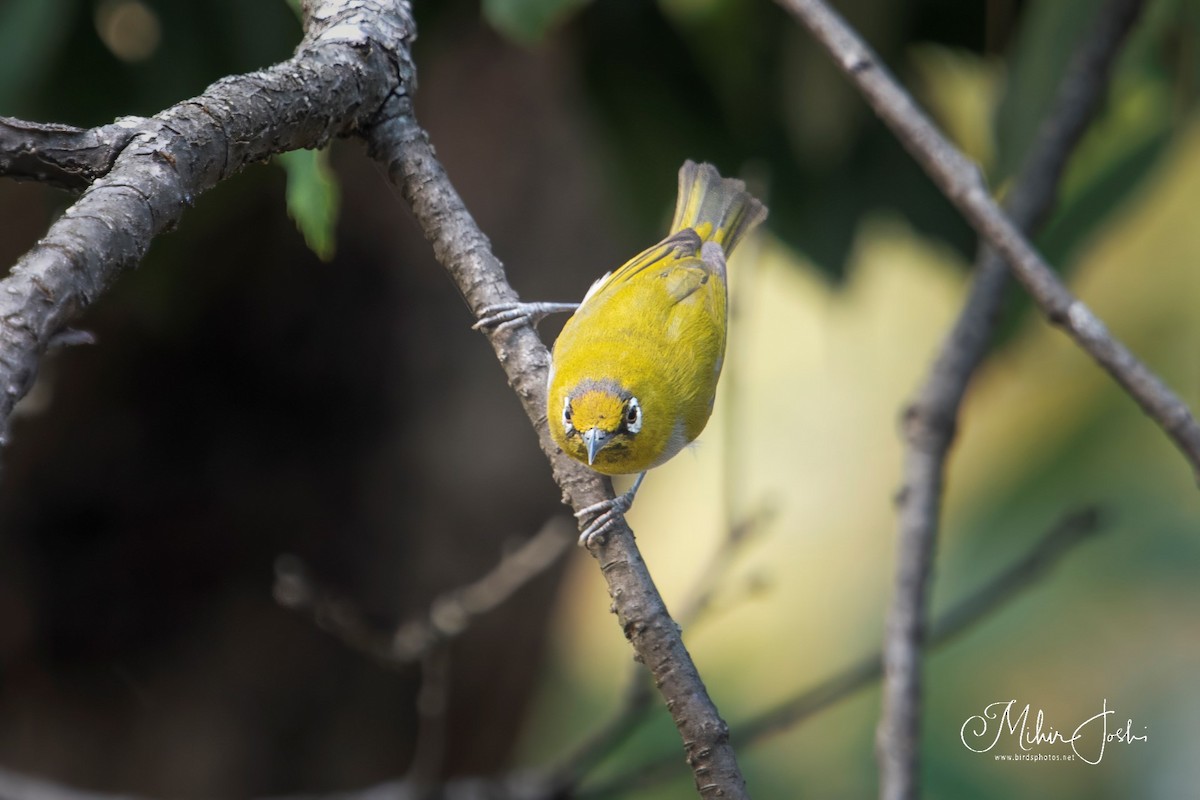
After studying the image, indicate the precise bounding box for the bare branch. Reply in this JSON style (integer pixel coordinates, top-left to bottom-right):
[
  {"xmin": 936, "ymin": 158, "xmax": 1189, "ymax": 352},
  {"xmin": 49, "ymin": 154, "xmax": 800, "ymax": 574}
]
[
  {"xmin": 274, "ymin": 518, "xmax": 574, "ymax": 665},
  {"xmin": 0, "ymin": 116, "xmax": 146, "ymax": 190},
  {"xmin": 361, "ymin": 102, "xmax": 750, "ymax": 799},
  {"xmin": 0, "ymin": 0, "xmax": 416, "ymax": 452},
  {"xmin": 544, "ymin": 666, "xmax": 656, "ymax": 797},
  {"xmin": 0, "ymin": 509, "xmax": 1102, "ymax": 800},
  {"xmin": 407, "ymin": 647, "xmax": 453, "ymax": 789},
  {"xmin": 746, "ymin": 508, "xmax": 1103, "ymax": 744},
  {"xmin": 543, "ymin": 506, "xmax": 774, "ymax": 795},
  {"xmin": 778, "ymin": 0, "xmax": 1200, "ymax": 481},
  {"xmin": 0, "ymin": 1, "xmax": 747, "ymax": 795},
  {"xmin": 870, "ymin": 0, "xmax": 1149, "ymax": 796},
  {"xmin": 582, "ymin": 508, "xmax": 1105, "ymax": 798},
  {"xmin": 674, "ymin": 504, "xmax": 775, "ymax": 628}
]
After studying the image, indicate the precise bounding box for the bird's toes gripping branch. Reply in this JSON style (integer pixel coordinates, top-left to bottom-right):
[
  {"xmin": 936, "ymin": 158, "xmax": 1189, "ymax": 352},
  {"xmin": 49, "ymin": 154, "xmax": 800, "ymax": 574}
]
[
  {"xmin": 574, "ymin": 472, "xmax": 647, "ymax": 547},
  {"xmin": 472, "ymin": 301, "xmax": 579, "ymax": 332}
]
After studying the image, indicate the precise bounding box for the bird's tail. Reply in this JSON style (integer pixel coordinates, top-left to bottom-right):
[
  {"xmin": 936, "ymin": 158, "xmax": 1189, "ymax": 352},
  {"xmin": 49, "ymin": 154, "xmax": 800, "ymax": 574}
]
[{"xmin": 669, "ymin": 160, "xmax": 768, "ymax": 256}]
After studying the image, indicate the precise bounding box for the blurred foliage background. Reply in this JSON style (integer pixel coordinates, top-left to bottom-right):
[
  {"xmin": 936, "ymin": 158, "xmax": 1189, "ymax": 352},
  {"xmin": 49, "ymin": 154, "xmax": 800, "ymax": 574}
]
[{"xmin": 0, "ymin": 0, "xmax": 1198, "ymax": 797}]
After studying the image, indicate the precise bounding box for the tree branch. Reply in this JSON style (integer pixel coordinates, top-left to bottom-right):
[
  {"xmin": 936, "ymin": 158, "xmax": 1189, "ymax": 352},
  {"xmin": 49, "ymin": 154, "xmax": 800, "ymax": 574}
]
[
  {"xmin": 0, "ymin": 506, "xmax": 1102, "ymax": 800},
  {"xmin": 360, "ymin": 99, "xmax": 749, "ymax": 800},
  {"xmin": 0, "ymin": 0, "xmax": 416, "ymax": 451},
  {"xmin": 745, "ymin": 508, "xmax": 1103, "ymax": 744},
  {"xmin": 543, "ymin": 506, "xmax": 774, "ymax": 795},
  {"xmin": 273, "ymin": 517, "xmax": 574, "ymax": 665},
  {"xmin": 582, "ymin": 507, "xmax": 1105, "ymax": 798},
  {"xmin": 0, "ymin": 116, "xmax": 145, "ymax": 190},
  {"xmin": 777, "ymin": 0, "xmax": 1200, "ymax": 481},
  {"xmin": 868, "ymin": 0, "xmax": 1148, "ymax": 796},
  {"xmin": 0, "ymin": 1, "xmax": 747, "ymax": 795}
]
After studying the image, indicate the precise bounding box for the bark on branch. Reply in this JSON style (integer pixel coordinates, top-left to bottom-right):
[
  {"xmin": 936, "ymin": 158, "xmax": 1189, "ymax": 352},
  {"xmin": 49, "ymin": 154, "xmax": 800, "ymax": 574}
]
[
  {"xmin": 274, "ymin": 517, "xmax": 574, "ymax": 665},
  {"xmin": 0, "ymin": 2, "xmax": 747, "ymax": 796},
  {"xmin": 0, "ymin": 116, "xmax": 144, "ymax": 190},
  {"xmin": 774, "ymin": 1, "xmax": 1184, "ymax": 798},
  {"xmin": 581, "ymin": 508, "xmax": 1104, "ymax": 799},
  {"xmin": 0, "ymin": 0, "xmax": 415, "ymax": 449},
  {"xmin": 876, "ymin": 0, "xmax": 1148, "ymax": 797},
  {"xmin": 360, "ymin": 99, "xmax": 749, "ymax": 800},
  {"xmin": 778, "ymin": 0, "xmax": 1200, "ymax": 480}
]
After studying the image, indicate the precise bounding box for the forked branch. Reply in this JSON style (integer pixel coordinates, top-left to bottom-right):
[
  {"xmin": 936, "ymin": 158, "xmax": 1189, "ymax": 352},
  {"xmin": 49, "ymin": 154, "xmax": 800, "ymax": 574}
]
[
  {"xmin": 360, "ymin": 100, "xmax": 750, "ymax": 800},
  {"xmin": 0, "ymin": 1, "xmax": 747, "ymax": 796}
]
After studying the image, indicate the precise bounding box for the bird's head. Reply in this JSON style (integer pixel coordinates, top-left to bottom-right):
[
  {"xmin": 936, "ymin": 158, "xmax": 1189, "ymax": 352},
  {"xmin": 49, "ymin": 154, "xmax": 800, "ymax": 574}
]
[{"xmin": 559, "ymin": 381, "xmax": 643, "ymax": 469}]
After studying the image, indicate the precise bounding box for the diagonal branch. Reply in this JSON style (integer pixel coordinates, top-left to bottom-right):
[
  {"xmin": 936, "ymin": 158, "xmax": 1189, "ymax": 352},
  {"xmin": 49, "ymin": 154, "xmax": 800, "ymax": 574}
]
[
  {"xmin": 0, "ymin": 0, "xmax": 416, "ymax": 451},
  {"xmin": 872, "ymin": 0, "xmax": 1148, "ymax": 797},
  {"xmin": 273, "ymin": 517, "xmax": 574, "ymax": 665},
  {"xmin": 542, "ymin": 506, "xmax": 774, "ymax": 795},
  {"xmin": 741, "ymin": 508, "xmax": 1103, "ymax": 745},
  {"xmin": 0, "ymin": 508, "xmax": 1102, "ymax": 800},
  {"xmin": 582, "ymin": 507, "xmax": 1104, "ymax": 798},
  {"xmin": 775, "ymin": 0, "xmax": 1177, "ymax": 798},
  {"xmin": 0, "ymin": 2, "xmax": 747, "ymax": 796},
  {"xmin": 778, "ymin": 0, "xmax": 1200, "ymax": 478},
  {"xmin": 0, "ymin": 116, "xmax": 145, "ymax": 190},
  {"xmin": 360, "ymin": 98, "xmax": 750, "ymax": 800}
]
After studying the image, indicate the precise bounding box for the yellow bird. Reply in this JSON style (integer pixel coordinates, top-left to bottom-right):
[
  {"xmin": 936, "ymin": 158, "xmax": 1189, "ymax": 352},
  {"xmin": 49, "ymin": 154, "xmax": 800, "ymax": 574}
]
[{"xmin": 477, "ymin": 161, "xmax": 767, "ymax": 544}]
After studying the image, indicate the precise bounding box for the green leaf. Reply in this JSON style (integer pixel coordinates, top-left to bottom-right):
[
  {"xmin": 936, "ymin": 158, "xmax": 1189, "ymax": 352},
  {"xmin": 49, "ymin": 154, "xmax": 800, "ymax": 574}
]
[
  {"xmin": 283, "ymin": 0, "xmax": 303, "ymax": 21},
  {"xmin": 482, "ymin": 0, "xmax": 589, "ymax": 45},
  {"xmin": 276, "ymin": 148, "xmax": 340, "ymax": 262}
]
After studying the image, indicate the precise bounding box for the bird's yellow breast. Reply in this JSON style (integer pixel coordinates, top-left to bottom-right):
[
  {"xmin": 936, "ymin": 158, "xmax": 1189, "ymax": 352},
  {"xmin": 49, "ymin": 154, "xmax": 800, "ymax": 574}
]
[
  {"xmin": 548, "ymin": 233, "xmax": 727, "ymax": 475},
  {"xmin": 547, "ymin": 160, "xmax": 766, "ymax": 477}
]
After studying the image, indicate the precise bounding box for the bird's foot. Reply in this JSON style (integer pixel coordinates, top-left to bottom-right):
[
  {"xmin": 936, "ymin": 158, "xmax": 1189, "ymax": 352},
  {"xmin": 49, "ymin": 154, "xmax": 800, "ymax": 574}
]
[
  {"xmin": 472, "ymin": 302, "xmax": 578, "ymax": 332},
  {"xmin": 575, "ymin": 473, "xmax": 646, "ymax": 547}
]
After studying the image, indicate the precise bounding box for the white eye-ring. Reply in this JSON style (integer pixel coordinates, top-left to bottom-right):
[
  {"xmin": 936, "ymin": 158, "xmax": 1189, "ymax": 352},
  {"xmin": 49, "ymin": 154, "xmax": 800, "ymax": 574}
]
[
  {"xmin": 562, "ymin": 396, "xmax": 575, "ymax": 432},
  {"xmin": 624, "ymin": 397, "xmax": 642, "ymax": 434}
]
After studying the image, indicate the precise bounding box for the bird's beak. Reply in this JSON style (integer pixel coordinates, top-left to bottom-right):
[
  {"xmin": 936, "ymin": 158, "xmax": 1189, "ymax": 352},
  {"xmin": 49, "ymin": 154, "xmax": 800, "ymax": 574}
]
[{"xmin": 582, "ymin": 428, "xmax": 609, "ymax": 465}]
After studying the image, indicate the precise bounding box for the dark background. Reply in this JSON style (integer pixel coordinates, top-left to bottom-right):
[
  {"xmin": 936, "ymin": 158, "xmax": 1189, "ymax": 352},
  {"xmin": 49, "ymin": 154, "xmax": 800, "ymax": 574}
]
[{"xmin": 0, "ymin": 0, "xmax": 1197, "ymax": 797}]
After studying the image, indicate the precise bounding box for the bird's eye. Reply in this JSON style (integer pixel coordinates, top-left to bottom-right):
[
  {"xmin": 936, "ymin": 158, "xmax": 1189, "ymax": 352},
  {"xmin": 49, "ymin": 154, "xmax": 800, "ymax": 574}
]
[
  {"xmin": 562, "ymin": 397, "xmax": 574, "ymax": 431},
  {"xmin": 625, "ymin": 397, "xmax": 642, "ymax": 434}
]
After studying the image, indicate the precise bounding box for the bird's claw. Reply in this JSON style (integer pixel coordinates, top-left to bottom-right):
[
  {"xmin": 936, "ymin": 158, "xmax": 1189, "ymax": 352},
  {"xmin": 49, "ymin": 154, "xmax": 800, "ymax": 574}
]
[
  {"xmin": 575, "ymin": 495, "xmax": 633, "ymax": 547},
  {"xmin": 574, "ymin": 472, "xmax": 646, "ymax": 547},
  {"xmin": 472, "ymin": 303, "xmax": 532, "ymax": 332},
  {"xmin": 472, "ymin": 302, "xmax": 578, "ymax": 332}
]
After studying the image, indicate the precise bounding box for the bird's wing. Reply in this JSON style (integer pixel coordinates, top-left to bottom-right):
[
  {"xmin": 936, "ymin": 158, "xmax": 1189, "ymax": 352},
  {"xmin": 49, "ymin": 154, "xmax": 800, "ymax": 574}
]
[
  {"xmin": 660, "ymin": 261, "xmax": 708, "ymax": 302},
  {"xmin": 660, "ymin": 240, "xmax": 728, "ymax": 302},
  {"xmin": 582, "ymin": 229, "xmax": 704, "ymax": 306}
]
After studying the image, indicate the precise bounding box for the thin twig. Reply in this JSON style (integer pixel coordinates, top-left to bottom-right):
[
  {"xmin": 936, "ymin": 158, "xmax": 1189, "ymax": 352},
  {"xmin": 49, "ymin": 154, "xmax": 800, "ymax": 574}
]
[
  {"xmin": 407, "ymin": 647, "xmax": 453, "ymax": 793},
  {"xmin": 0, "ymin": 508, "xmax": 1099, "ymax": 800},
  {"xmin": 674, "ymin": 504, "xmax": 776, "ymax": 628},
  {"xmin": 543, "ymin": 668, "xmax": 656, "ymax": 797},
  {"xmin": 362, "ymin": 100, "xmax": 750, "ymax": 799},
  {"xmin": 777, "ymin": 0, "xmax": 1200, "ymax": 483},
  {"xmin": 0, "ymin": 0, "xmax": 749, "ymax": 794},
  {"xmin": 745, "ymin": 508, "xmax": 1103, "ymax": 743},
  {"xmin": 816, "ymin": 0, "xmax": 1146, "ymax": 795},
  {"xmin": 582, "ymin": 508, "xmax": 1105, "ymax": 798},
  {"xmin": 274, "ymin": 517, "xmax": 574, "ymax": 666},
  {"xmin": 776, "ymin": 0, "xmax": 1153, "ymax": 796}
]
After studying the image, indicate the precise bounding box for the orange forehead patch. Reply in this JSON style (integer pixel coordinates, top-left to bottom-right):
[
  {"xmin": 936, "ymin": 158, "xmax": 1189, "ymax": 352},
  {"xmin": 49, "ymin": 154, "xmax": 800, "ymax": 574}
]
[{"xmin": 569, "ymin": 389, "xmax": 627, "ymax": 433}]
